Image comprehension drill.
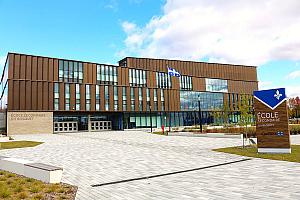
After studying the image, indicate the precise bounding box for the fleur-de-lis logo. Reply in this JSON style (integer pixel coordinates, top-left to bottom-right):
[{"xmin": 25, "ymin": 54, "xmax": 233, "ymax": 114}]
[{"xmin": 274, "ymin": 90, "xmax": 282, "ymax": 100}]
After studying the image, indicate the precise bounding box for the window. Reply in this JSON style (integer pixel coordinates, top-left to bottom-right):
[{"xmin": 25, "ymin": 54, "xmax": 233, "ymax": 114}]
[
  {"xmin": 96, "ymin": 85, "xmax": 100, "ymax": 110},
  {"xmin": 161, "ymin": 89, "xmax": 164, "ymax": 111},
  {"xmin": 69, "ymin": 62, "xmax": 74, "ymax": 82},
  {"xmin": 64, "ymin": 61, "xmax": 69, "ymax": 81},
  {"xmin": 205, "ymin": 78, "xmax": 228, "ymax": 92},
  {"xmin": 154, "ymin": 89, "xmax": 158, "ymax": 111},
  {"xmin": 138, "ymin": 87, "xmax": 143, "ymax": 111},
  {"xmin": 96, "ymin": 65, "xmax": 101, "ymax": 83},
  {"xmin": 74, "ymin": 62, "xmax": 79, "ymax": 82},
  {"xmin": 65, "ymin": 84, "xmax": 70, "ymax": 110},
  {"xmin": 130, "ymin": 87, "xmax": 135, "ymax": 111},
  {"xmin": 180, "ymin": 75, "xmax": 193, "ymax": 90},
  {"xmin": 98, "ymin": 65, "xmax": 118, "ymax": 85},
  {"xmin": 86, "ymin": 85, "xmax": 91, "ymax": 111},
  {"xmin": 146, "ymin": 88, "xmax": 150, "ymax": 111},
  {"xmin": 129, "ymin": 69, "xmax": 147, "ymax": 87},
  {"xmin": 122, "ymin": 87, "xmax": 127, "ymax": 111},
  {"xmin": 114, "ymin": 86, "xmax": 118, "ymax": 111},
  {"xmin": 54, "ymin": 83, "xmax": 59, "ymax": 110},
  {"xmin": 58, "ymin": 60, "xmax": 83, "ymax": 83},
  {"xmin": 105, "ymin": 86, "xmax": 109, "ymax": 111},
  {"xmin": 156, "ymin": 72, "xmax": 171, "ymax": 88},
  {"xmin": 180, "ymin": 91, "xmax": 224, "ymax": 111},
  {"xmin": 59, "ymin": 61, "xmax": 64, "ymax": 81},
  {"xmin": 76, "ymin": 84, "xmax": 80, "ymax": 110},
  {"xmin": 78, "ymin": 63, "xmax": 83, "ymax": 83}
]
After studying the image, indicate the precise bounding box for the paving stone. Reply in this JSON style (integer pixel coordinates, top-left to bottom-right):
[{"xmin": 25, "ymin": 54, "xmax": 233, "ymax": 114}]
[{"xmin": 1, "ymin": 131, "xmax": 300, "ymax": 199}]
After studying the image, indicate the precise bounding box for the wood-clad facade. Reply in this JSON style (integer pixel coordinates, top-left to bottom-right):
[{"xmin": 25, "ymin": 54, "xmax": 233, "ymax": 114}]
[{"xmin": 1, "ymin": 52, "xmax": 258, "ymax": 132}]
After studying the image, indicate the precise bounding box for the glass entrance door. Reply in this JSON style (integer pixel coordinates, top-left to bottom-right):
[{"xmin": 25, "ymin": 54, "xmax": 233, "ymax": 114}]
[{"xmin": 78, "ymin": 116, "xmax": 88, "ymax": 131}]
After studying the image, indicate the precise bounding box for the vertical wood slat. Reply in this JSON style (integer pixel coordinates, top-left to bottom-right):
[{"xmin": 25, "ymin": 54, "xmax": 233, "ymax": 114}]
[
  {"xmin": 14, "ymin": 54, "xmax": 20, "ymax": 79},
  {"xmin": 31, "ymin": 81, "xmax": 37, "ymax": 110},
  {"xmin": 80, "ymin": 84, "xmax": 85, "ymax": 111},
  {"xmin": 53, "ymin": 59, "xmax": 58, "ymax": 81},
  {"xmin": 70, "ymin": 83, "xmax": 75, "ymax": 110},
  {"xmin": 25, "ymin": 81, "xmax": 32, "ymax": 110},
  {"xmin": 90, "ymin": 84, "xmax": 95, "ymax": 111},
  {"xmin": 20, "ymin": 55, "xmax": 26, "ymax": 79},
  {"xmin": 37, "ymin": 57, "xmax": 43, "ymax": 80},
  {"xmin": 37, "ymin": 82, "xmax": 43, "ymax": 110},
  {"xmin": 100, "ymin": 85, "xmax": 105, "ymax": 111},
  {"xmin": 43, "ymin": 82, "xmax": 48, "ymax": 110},
  {"xmin": 43, "ymin": 57, "xmax": 48, "ymax": 81},
  {"xmin": 59, "ymin": 83, "xmax": 65, "ymax": 110},
  {"xmin": 49, "ymin": 83, "xmax": 53, "ymax": 110},
  {"xmin": 25, "ymin": 56, "xmax": 32, "ymax": 80},
  {"xmin": 19, "ymin": 81, "xmax": 26, "ymax": 110}
]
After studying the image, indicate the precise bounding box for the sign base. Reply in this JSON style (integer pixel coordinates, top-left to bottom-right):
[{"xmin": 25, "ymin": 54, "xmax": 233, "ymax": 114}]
[{"xmin": 258, "ymin": 148, "xmax": 291, "ymax": 154}]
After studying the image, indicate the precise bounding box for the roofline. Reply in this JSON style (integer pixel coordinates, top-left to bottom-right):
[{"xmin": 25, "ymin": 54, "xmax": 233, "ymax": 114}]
[
  {"xmin": 121, "ymin": 56, "xmax": 257, "ymax": 68},
  {"xmin": 7, "ymin": 52, "xmax": 119, "ymax": 67}
]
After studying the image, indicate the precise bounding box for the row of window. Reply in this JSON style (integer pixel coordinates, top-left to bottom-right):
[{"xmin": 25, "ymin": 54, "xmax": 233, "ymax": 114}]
[
  {"xmin": 205, "ymin": 78, "xmax": 228, "ymax": 92},
  {"xmin": 179, "ymin": 75, "xmax": 193, "ymax": 90},
  {"xmin": 96, "ymin": 65, "xmax": 118, "ymax": 85},
  {"xmin": 59, "ymin": 60, "xmax": 83, "ymax": 83},
  {"xmin": 53, "ymin": 84, "xmax": 165, "ymax": 111},
  {"xmin": 156, "ymin": 72, "xmax": 172, "ymax": 88},
  {"xmin": 129, "ymin": 69, "xmax": 147, "ymax": 87}
]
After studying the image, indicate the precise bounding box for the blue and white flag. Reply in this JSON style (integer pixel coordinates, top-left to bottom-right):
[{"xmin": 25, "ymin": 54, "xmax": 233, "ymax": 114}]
[
  {"xmin": 253, "ymin": 88, "xmax": 287, "ymax": 110},
  {"xmin": 167, "ymin": 67, "xmax": 181, "ymax": 77}
]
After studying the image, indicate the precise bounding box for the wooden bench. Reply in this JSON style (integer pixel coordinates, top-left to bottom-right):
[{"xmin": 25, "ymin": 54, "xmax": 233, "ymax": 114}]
[
  {"xmin": 24, "ymin": 163, "xmax": 63, "ymax": 183},
  {"xmin": 0, "ymin": 157, "xmax": 63, "ymax": 183}
]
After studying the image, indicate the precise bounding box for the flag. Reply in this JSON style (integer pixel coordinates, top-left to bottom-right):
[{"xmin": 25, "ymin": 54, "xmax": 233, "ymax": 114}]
[{"xmin": 167, "ymin": 67, "xmax": 181, "ymax": 77}]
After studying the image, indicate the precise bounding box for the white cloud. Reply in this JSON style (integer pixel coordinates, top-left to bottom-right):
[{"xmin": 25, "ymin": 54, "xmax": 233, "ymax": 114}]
[
  {"xmin": 0, "ymin": 56, "xmax": 6, "ymax": 72},
  {"xmin": 286, "ymin": 70, "xmax": 300, "ymax": 79},
  {"xmin": 286, "ymin": 86, "xmax": 300, "ymax": 97},
  {"xmin": 119, "ymin": 0, "xmax": 300, "ymax": 66},
  {"xmin": 258, "ymin": 81, "xmax": 273, "ymax": 90}
]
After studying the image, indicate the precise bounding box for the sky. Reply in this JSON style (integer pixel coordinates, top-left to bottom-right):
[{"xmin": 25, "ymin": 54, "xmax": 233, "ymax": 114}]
[{"xmin": 0, "ymin": 0, "xmax": 300, "ymax": 97}]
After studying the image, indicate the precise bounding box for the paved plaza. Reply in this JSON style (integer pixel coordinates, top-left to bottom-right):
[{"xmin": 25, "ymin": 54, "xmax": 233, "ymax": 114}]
[{"xmin": 1, "ymin": 131, "xmax": 300, "ymax": 200}]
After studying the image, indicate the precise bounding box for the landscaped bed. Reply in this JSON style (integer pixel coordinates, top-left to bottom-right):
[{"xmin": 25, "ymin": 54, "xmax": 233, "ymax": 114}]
[
  {"xmin": 0, "ymin": 170, "xmax": 77, "ymax": 200},
  {"xmin": 213, "ymin": 145, "xmax": 300, "ymax": 163},
  {"xmin": 0, "ymin": 141, "xmax": 43, "ymax": 150}
]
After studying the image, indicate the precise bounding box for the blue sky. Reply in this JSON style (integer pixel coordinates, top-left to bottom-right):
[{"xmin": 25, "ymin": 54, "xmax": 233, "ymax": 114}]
[{"xmin": 1, "ymin": 0, "xmax": 300, "ymax": 97}]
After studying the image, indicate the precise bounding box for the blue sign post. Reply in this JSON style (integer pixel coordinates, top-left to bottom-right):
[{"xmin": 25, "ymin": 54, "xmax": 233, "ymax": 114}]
[{"xmin": 253, "ymin": 88, "xmax": 291, "ymax": 153}]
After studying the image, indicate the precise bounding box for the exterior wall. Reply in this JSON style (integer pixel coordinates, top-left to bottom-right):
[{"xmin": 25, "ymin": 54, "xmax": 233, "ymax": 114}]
[
  {"xmin": 5, "ymin": 53, "xmax": 258, "ymax": 114},
  {"xmin": 7, "ymin": 111, "xmax": 53, "ymax": 135}
]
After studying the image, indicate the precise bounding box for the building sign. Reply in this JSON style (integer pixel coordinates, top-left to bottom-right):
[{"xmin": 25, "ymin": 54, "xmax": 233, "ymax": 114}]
[
  {"xmin": 253, "ymin": 88, "xmax": 291, "ymax": 153},
  {"xmin": 7, "ymin": 112, "xmax": 53, "ymax": 135}
]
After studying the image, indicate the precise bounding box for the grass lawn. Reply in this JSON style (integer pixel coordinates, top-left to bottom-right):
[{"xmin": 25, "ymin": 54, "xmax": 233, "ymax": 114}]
[
  {"xmin": 0, "ymin": 141, "xmax": 43, "ymax": 150},
  {"xmin": 213, "ymin": 145, "xmax": 300, "ymax": 163},
  {"xmin": 0, "ymin": 170, "xmax": 77, "ymax": 200}
]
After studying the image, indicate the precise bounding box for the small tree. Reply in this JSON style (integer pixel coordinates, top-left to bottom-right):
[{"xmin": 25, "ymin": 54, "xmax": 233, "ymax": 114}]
[{"xmin": 238, "ymin": 94, "xmax": 253, "ymax": 146}]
